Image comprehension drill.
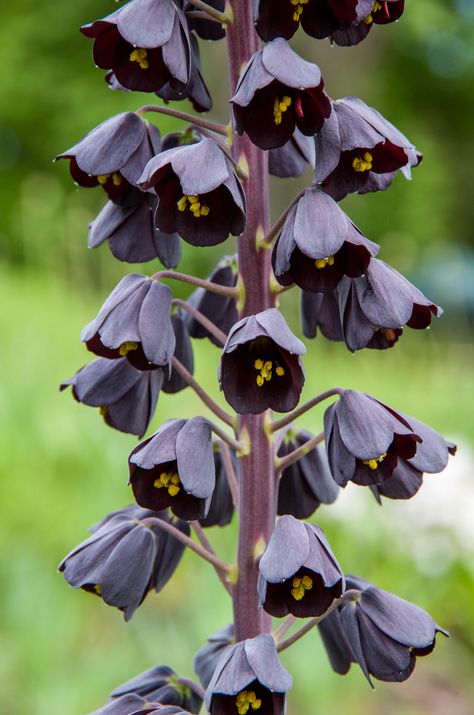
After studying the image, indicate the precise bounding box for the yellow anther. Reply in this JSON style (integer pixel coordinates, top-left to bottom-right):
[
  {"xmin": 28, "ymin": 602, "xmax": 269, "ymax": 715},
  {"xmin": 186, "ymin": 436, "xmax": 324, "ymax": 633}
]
[
  {"xmin": 290, "ymin": 0, "xmax": 307, "ymax": 22},
  {"xmin": 129, "ymin": 47, "xmax": 149, "ymax": 69},
  {"xmin": 154, "ymin": 471, "xmax": 181, "ymax": 495},
  {"xmin": 254, "ymin": 359, "xmax": 264, "ymax": 370},
  {"xmin": 362, "ymin": 452, "xmax": 387, "ymax": 470},
  {"xmin": 99, "ymin": 406, "xmax": 108, "ymax": 416},
  {"xmin": 352, "ymin": 151, "xmax": 373, "ymax": 172},
  {"xmin": 275, "ymin": 366, "xmax": 285, "ymax": 377},
  {"xmin": 291, "ymin": 574, "xmax": 313, "ymax": 601},
  {"xmin": 254, "ymin": 357, "xmax": 285, "ymax": 387},
  {"xmin": 111, "ymin": 172, "xmax": 122, "ymax": 186},
  {"xmin": 264, "ymin": 360, "xmax": 272, "ymax": 371},
  {"xmin": 177, "ymin": 196, "xmax": 188, "ymax": 211},
  {"xmin": 314, "ymin": 255, "xmax": 335, "ymax": 269},
  {"xmin": 200, "ymin": 206, "xmax": 210, "ymax": 216},
  {"xmin": 256, "ymin": 375, "xmax": 264, "ymax": 387},
  {"xmin": 273, "ymin": 96, "xmax": 292, "ymax": 125},
  {"xmin": 177, "ymin": 194, "xmax": 210, "ymax": 218},
  {"xmin": 236, "ymin": 691, "xmax": 262, "ymax": 715},
  {"xmin": 97, "ymin": 174, "xmax": 109, "ymax": 184},
  {"xmin": 119, "ymin": 340, "xmax": 139, "ymax": 356},
  {"xmin": 94, "ymin": 583, "xmax": 102, "ymax": 595}
]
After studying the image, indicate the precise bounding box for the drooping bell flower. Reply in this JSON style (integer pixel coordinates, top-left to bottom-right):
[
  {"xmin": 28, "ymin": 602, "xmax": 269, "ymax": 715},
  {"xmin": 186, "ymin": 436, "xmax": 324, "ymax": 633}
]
[
  {"xmin": 156, "ymin": 34, "xmax": 212, "ymax": 114},
  {"xmin": 268, "ymin": 129, "xmax": 315, "ymax": 179},
  {"xmin": 258, "ymin": 515, "xmax": 344, "ymax": 618},
  {"xmin": 277, "ymin": 431, "xmax": 339, "ymax": 519},
  {"xmin": 272, "ymin": 188, "xmax": 379, "ymax": 293},
  {"xmin": 56, "ymin": 111, "xmax": 160, "ymax": 204},
  {"xmin": 129, "ymin": 417, "xmax": 216, "ymax": 520},
  {"xmin": 60, "ymin": 356, "xmax": 163, "ymax": 438},
  {"xmin": 81, "ymin": 0, "xmax": 191, "ymax": 93},
  {"xmin": 81, "ymin": 274, "xmax": 175, "ymax": 371},
  {"xmin": 194, "ymin": 624, "xmax": 235, "ymax": 690},
  {"xmin": 59, "ymin": 505, "xmax": 189, "ymax": 620},
  {"xmin": 162, "ymin": 310, "xmax": 195, "ymax": 394},
  {"xmin": 184, "ymin": 255, "xmax": 238, "ymax": 347},
  {"xmin": 370, "ymin": 415, "xmax": 456, "ymax": 501},
  {"xmin": 231, "ymin": 38, "xmax": 331, "ymax": 150},
  {"xmin": 138, "ymin": 138, "xmax": 246, "ymax": 247},
  {"xmin": 300, "ymin": 289, "xmax": 344, "ymax": 341},
  {"xmin": 204, "ymin": 634, "xmax": 292, "ymax": 715},
  {"xmin": 324, "ymin": 390, "xmax": 423, "ymax": 487},
  {"xmin": 330, "ymin": 1, "xmax": 405, "ymax": 47},
  {"xmin": 314, "ymin": 96, "xmax": 421, "ymax": 201},
  {"xmin": 88, "ymin": 194, "xmax": 181, "ymax": 267},
  {"xmin": 318, "ymin": 574, "xmax": 448, "ymax": 686},
  {"xmin": 90, "ymin": 694, "xmax": 150, "ymax": 715},
  {"xmin": 335, "ymin": 258, "xmax": 441, "ymax": 352},
  {"xmin": 111, "ymin": 664, "xmax": 203, "ymax": 713},
  {"xmin": 218, "ymin": 308, "xmax": 306, "ymax": 415},
  {"xmin": 199, "ymin": 444, "xmax": 237, "ymax": 528}
]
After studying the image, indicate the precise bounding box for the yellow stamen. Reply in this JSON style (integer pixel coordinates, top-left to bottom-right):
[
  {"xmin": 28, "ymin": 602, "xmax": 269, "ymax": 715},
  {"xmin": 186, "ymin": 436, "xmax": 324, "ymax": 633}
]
[
  {"xmin": 94, "ymin": 583, "xmax": 102, "ymax": 595},
  {"xmin": 177, "ymin": 194, "xmax": 210, "ymax": 218},
  {"xmin": 290, "ymin": 0, "xmax": 309, "ymax": 22},
  {"xmin": 364, "ymin": 1, "xmax": 382, "ymax": 23},
  {"xmin": 154, "ymin": 471, "xmax": 181, "ymax": 496},
  {"xmin": 273, "ymin": 96, "xmax": 292, "ymax": 125},
  {"xmin": 99, "ymin": 406, "xmax": 107, "ymax": 416},
  {"xmin": 97, "ymin": 175, "xmax": 108, "ymax": 184},
  {"xmin": 235, "ymin": 691, "xmax": 262, "ymax": 715},
  {"xmin": 129, "ymin": 47, "xmax": 149, "ymax": 70},
  {"xmin": 254, "ymin": 357, "xmax": 285, "ymax": 387},
  {"xmin": 291, "ymin": 574, "xmax": 313, "ymax": 601},
  {"xmin": 314, "ymin": 255, "xmax": 335, "ymax": 270},
  {"xmin": 362, "ymin": 452, "xmax": 387, "ymax": 470},
  {"xmin": 111, "ymin": 172, "xmax": 122, "ymax": 186},
  {"xmin": 119, "ymin": 340, "xmax": 139, "ymax": 356},
  {"xmin": 352, "ymin": 151, "xmax": 373, "ymax": 172},
  {"xmin": 275, "ymin": 366, "xmax": 285, "ymax": 376}
]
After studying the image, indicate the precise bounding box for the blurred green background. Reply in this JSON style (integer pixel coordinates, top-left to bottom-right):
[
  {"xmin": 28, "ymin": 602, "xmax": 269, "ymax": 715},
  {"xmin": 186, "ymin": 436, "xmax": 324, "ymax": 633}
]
[{"xmin": 1, "ymin": 0, "xmax": 473, "ymax": 713}]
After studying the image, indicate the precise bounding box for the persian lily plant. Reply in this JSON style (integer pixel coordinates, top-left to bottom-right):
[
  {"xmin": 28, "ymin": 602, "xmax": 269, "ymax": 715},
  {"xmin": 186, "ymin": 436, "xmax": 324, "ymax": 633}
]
[{"xmin": 57, "ymin": 0, "xmax": 454, "ymax": 712}]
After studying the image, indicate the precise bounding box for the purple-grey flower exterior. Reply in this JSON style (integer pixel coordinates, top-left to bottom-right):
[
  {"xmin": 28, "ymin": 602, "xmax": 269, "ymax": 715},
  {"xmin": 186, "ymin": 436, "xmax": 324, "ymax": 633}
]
[
  {"xmin": 57, "ymin": 112, "xmax": 160, "ymax": 205},
  {"xmin": 324, "ymin": 390, "xmax": 423, "ymax": 487},
  {"xmin": 258, "ymin": 515, "xmax": 344, "ymax": 618},
  {"xmin": 59, "ymin": 505, "xmax": 188, "ymax": 620},
  {"xmin": 231, "ymin": 38, "xmax": 331, "ymax": 150},
  {"xmin": 184, "ymin": 256, "xmax": 238, "ymax": 347},
  {"xmin": 335, "ymin": 258, "xmax": 441, "ymax": 351},
  {"xmin": 370, "ymin": 415, "xmax": 456, "ymax": 501},
  {"xmin": 89, "ymin": 195, "xmax": 181, "ymax": 268},
  {"xmin": 314, "ymin": 96, "xmax": 421, "ymax": 201},
  {"xmin": 318, "ymin": 575, "xmax": 448, "ymax": 686},
  {"xmin": 300, "ymin": 289, "xmax": 344, "ymax": 342},
  {"xmin": 204, "ymin": 633, "xmax": 292, "ymax": 715},
  {"xmin": 139, "ymin": 139, "xmax": 246, "ymax": 247},
  {"xmin": 268, "ymin": 129, "xmax": 315, "ymax": 179},
  {"xmin": 81, "ymin": 0, "xmax": 191, "ymax": 93},
  {"xmin": 155, "ymin": 34, "xmax": 212, "ymax": 113},
  {"xmin": 199, "ymin": 445, "xmax": 237, "ymax": 528},
  {"xmin": 60, "ymin": 357, "xmax": 163, "ymax": 438},
  {"xmin": 194, "ymin": 624, "xmax": 234, "ymax": 690},
  {"xmin": 129, "ymin": 418, "xmax": 216, "ymax": 520},
  {"xmin": 163, "ymin": 311, "xmax": 194, "ymax": 394},
  {"xmin": 330, "ymin": 1, "xmax": 405, "ymax": 47},
  {"xmin": 277, "ymin": 431, "xmax": 339, "ymax": 519},
  {"xmin": 90, "ymin": 693, "xmax": 150, "ymax": 715},
  {"xmin": 111, "ymin": 664, "xmax": 203, "ymax": 713},
  {"xmin": 218, "ymin": 308, "xmax": 305, "ymax": 415},
  {"xmin": 272, "ymin": 188, "xmax": 379, "ymax": 293},
  {"xmin": 81, "ymin": 274, "xmax": 175, "ymax": 371}
]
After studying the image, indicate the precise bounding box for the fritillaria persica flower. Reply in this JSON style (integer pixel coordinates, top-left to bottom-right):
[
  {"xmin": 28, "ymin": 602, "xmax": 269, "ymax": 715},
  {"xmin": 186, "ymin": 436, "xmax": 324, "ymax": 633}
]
[
  {"xmin": 111, "ymin": 664, "xmax": 203, "ymax": 713},
  {"xmin": 324, "ymin": 390, "xmax": 423, "ymax": 487},
  {"xmin": 277, "ymin": 431, "xmax": 339, "ymax": 519},
  {"xmin": 205, "ymin": 634, "xmax": 292, "ymax": 715},
  {"xmin": 199, "ymin": 444, "xmax": 237, "ymax": 528},
  {"xmin": 218, "ymin": 308, "xmax": 305, "ymax": 415},
  {"xmin": 272, "ymin": 188, "xmax": 379, "ymax": 293},
  {"xmin": 156, "ymin": 34, "xmax": 212, "ymax": 113},
  {"xmin": 300, "ymin": 289, "xmax": 344, "ymax": 342},
  {"xmin": 81, "ymin": 0, "xmax": 191, "ymax": 93},
  {"xmin": 139, "ymin": 138, "xmax": 246, "ymax": 247},
  {"xmin": 314, "ymin": 96, "xmax": 421, "ymax": 201},
  {"xmin": 59, "ymin": 506, "xmax": 188, "ymax": 620},
  {"xmin": 231, "ymin": 38, "xmax": 331, "ymax": 150},
  {"xmin": 90, "ymin": 694, "xmax": 150, "ymax": 715},
  {"xmin": 81, "ymin": 274, "xmax": 175, "ymax": 371},
  {"xmin": 163, "ymin": 310, "xmax": 195, "ymax": 394},
  {"xmin": 57, "ymin": 111, "xmax": 160, "ymax": 204},
  {"xmin": 129, "ymin": 417, "xmax": 216, "ymax": 520},
  {"xmin": 318, "ymin": 575, "xmax": 448, "ymax": 686},
  {"xmin": 60, "ymin": 356, "xmax": 163, "ymax": 438},
  {"xmin": 258, "ymin": 515, "xmax": 345, "ymax": 617},
  {"xmin": 194, "ymin": 624, "xmax": 235, "ymax": 690}
]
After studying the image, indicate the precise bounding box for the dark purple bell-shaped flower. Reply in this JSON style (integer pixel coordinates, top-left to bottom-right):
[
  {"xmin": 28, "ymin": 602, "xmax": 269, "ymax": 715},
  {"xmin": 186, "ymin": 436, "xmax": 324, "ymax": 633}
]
[
  {"xmin": 156, "ymin": 33, "xmax": 212, "ymax": 113},
  {"xmin": 90, "ymin": 694, "xmax": 150, "ymax": 715},
  {"xmin": 324, "ymin": 390, "xmax": 423, "ymax": 487},
  {"xmin": 199, "ymin": 444, "xmax": 237, "ymax": 528},
  {"xmin": 129, "ymin": 417, "xmax": 216, "ymax": 520},
  {"xmin": 258, "ymin": 515, "xmax": 344, "ymax": 618},
  {"xmin": 204, "ymin": 633, "xmax": 292, "ymax": 715},
  {"xmin": 318, "ymin": 574, "xmax": 448, "ymax": 686},
  {"xmin": 300, "ymin": 289, "xmax": 344, "ymax": 341},
  {"xmin": 184, "ymin": 256, "xmax": 238, "ymax": 347},
  {"xmin": 60, "ymin": 356, "xmax": 163, "ymax": 438},
  {"xmin": 277, "ymin": 431, "xmax": 339, "ymax": 519},
  {"xmin": 330, "ymin": 1, "xmax": 405, "ymax": 47},
  {"xmin": 370, "ymin": 415, "xmax": 456, "ymax": 501},
  {"xmin": 314, "ymin": 96, "xmax": 421, "ymax": 201},
  {"xmin": 194, "ymin": 624, "xmax": 234, "ymax": 690},
  {"xmin": 129, "ymin": 706, "xmax": 193, "ymax": 715},
  {"xmin": 272, "ymin": 188, "xmax": 379, "ymax": 293},
  {"xmin": 162, "ymin": 310, "xmax": 195, "ymax": 394},
  {"xmin": 335, "ymin": 258, "xmax": 441, "ymax": 351},
  {"xmin": 88, "ymin": 194, "xmax": 181, "ymax": 268},
  {"xmin": 81, "ymin": 0, "xmax": 191, "ymax": 93},
  {"xmin": 81, "ymin": 274, "xmax": 175, "ymax": 371},
  {"xmin": 268, "ymin": 129, "xmax": 315, "ymax": 179},
  {"xmin": 57, "ymin": 112, "xmax": 160, "ymax": 205},
  {"xmin": 59, "ymin": 505, "xmax": 188, "ymax": 620},
  {"xmin": 218, "ymin": 308, "xmax": 306, "ymax": 415},
  {"xmin": 139, "ymin": 138, "xmax": 246, "ymax": 247},
  {"xmin": 231, "ymin": 38, "xmax": 331, "ymax": 151},
  {"xmin": 111, "ymin": 664, "xmax": 203, "ymax": 713}
]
